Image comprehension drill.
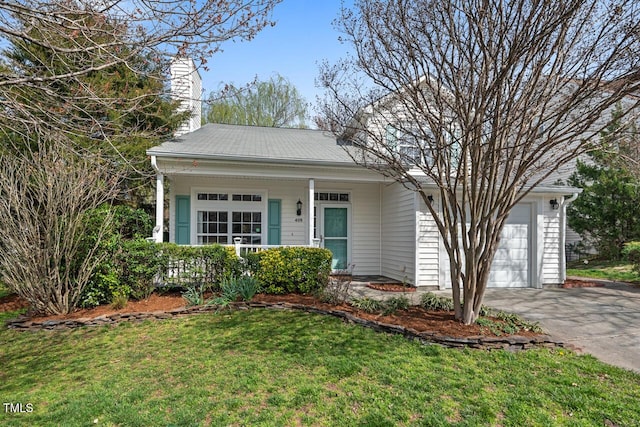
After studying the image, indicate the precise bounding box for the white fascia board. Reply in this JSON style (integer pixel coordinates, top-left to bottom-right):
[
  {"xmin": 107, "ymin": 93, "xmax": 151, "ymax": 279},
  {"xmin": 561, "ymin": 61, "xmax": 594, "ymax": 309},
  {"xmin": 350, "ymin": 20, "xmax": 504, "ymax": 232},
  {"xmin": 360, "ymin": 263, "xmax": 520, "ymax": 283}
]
[
  {"xmin": 154, "ymin": 157, "xmax": 392, "ymax": 183},
  {"xmin": 406, "ymin": 172, "xmax": 582, "ymax": 195}
]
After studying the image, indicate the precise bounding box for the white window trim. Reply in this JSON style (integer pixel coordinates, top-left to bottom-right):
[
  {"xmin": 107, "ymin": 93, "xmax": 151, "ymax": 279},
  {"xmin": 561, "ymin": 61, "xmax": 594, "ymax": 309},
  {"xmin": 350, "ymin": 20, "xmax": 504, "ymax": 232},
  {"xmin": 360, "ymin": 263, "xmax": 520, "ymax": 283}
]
[{"xmin": 191, "ymin": 187, "xmax": 268, "ymax": 245}]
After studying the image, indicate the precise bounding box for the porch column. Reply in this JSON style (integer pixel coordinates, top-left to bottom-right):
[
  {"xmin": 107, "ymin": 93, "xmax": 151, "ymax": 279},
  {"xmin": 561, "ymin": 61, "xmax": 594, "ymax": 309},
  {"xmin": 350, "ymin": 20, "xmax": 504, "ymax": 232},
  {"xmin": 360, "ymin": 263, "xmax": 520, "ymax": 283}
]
[
  {"xmin": 154, "ymin": 171, "xmax": 164, "ymax": 243},
  {"xmin": 308, "ymin": 178, "xmax": 315, "ymax": 245}
]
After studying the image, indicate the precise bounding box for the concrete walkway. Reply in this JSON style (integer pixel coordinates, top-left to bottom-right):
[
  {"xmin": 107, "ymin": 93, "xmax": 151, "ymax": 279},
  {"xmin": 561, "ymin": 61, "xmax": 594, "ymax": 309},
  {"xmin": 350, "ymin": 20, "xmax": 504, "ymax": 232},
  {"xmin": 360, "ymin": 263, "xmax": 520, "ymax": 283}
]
[
  {"xmin": 482, "ymin": 281, "xmax": 640, "ymax": 373},
  {"xmin": 350, "ymin": 279, "xmax": 640, "ymax": 372}
]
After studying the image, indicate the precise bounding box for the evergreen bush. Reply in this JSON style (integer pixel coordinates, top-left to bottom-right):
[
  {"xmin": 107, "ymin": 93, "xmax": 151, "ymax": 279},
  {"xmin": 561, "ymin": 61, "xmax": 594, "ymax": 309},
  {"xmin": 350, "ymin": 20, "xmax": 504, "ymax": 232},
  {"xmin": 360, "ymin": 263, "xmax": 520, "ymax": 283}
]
[
  {"xmin": 247, "ymin": 247, "xmax": 332, "ymax": 294},
  {"xmin": 622, "ymin": 241, "xmax": 640, "ymax": 273}
]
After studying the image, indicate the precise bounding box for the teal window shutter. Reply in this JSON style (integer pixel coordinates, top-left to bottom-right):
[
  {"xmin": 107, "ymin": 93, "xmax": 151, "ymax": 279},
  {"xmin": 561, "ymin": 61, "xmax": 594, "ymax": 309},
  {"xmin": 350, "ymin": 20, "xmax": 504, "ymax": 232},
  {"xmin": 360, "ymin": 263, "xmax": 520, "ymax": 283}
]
[{"xmin": 175, "ymin": 195, "xmax": 190, "ymax": 245}]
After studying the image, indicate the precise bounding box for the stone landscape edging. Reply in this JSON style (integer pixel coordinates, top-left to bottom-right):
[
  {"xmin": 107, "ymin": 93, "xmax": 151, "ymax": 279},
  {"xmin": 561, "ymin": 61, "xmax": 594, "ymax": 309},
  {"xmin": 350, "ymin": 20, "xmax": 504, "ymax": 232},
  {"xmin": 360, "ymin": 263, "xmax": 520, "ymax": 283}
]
[{"xmin": 5, "ymin": 300, "xmax": 569, "ymax": 351}]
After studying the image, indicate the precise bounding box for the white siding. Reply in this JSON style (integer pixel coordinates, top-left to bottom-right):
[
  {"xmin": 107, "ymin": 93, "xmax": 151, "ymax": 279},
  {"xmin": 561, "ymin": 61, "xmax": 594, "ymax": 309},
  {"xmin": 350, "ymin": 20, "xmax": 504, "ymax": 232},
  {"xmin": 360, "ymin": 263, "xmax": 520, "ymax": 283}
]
[
  {"xmin": 168, "ymin": 176, "xmax": 382, "ymax": 275},
  {"xmin": 170, "ymin": 176, "xmax": 307, "ymax": 245},
  {"xmin": 381, "ymin": 183, "xmax": 416, "ymax": 284},
  {"xmin": 315, "ymin": 181, "xmax": 381, "ymax": 275},
  {"xmin": 542, "ymin": 201, "xmax": 562, "ymax": 284},
  {"xmin": 416, "ymin": 197, "xmax": 441, "ymax": 287},
  {"xmin": 165, "ymin": 174, "xmax": 569, "ymax": 286},
  {"xmin": 347, "ymin": 183, "xmax": 381, "ymax": 275}
]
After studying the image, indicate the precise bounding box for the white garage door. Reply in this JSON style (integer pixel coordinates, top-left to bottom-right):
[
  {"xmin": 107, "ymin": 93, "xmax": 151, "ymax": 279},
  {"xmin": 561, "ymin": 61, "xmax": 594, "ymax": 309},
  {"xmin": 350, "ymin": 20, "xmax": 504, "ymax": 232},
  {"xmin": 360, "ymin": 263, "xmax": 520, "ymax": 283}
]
[{"xmin": 489, "ymin": 204, "xmax": 531, "ymax": 287}]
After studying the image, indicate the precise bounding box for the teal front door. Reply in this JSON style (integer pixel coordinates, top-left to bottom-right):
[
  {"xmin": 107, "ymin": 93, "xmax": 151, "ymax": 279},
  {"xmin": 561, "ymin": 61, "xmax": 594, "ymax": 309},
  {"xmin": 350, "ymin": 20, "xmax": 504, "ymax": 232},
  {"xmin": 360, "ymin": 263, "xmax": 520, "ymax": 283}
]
[
  {"xmin": 322, "ymin": 206, "xmax": 349, "ymax": 270},
  {"xmin": 267, "ymin": 199, "xmax": 281, "ymax": 245},
  {"xmin": 175, "ymin": 195, "xmax": 190, "ymax": 245}
]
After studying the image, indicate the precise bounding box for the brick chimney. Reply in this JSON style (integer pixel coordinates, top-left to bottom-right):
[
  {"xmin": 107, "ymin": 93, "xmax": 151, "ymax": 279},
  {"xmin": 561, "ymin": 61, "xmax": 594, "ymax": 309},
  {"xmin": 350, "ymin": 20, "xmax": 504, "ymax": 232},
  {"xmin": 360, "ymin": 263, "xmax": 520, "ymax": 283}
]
[{"xmin": 170, "ymin": 57, "xmax": 202, "ymax": 136}]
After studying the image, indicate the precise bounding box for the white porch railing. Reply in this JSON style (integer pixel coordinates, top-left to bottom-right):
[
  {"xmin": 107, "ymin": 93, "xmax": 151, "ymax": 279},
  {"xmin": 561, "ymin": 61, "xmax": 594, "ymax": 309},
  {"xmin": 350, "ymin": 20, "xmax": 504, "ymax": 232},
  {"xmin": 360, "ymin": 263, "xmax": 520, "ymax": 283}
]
[
  {"xmin": 232, "ymin": 238, "xmax": 321, "ymax": 257},
  {"xmin": 151, "ymin": 239, "xmax": 324, "ymax": 287}
]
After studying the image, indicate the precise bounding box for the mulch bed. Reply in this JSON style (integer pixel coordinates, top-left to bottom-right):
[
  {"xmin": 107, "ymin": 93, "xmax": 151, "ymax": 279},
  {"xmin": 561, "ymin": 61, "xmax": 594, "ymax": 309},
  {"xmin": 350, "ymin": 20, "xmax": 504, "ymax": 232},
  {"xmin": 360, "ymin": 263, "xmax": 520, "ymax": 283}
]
[
  {"xmin": 0, "ymin": 294, "xmax": 30, "ymax": 313},
  {"xmin": 7, "ymin": 279, "xmax": 617, "ymax": 340},
  {"xmin": 2, "ymin": 291, "xmax": 541, "ymax": 339},
  {"xmin": 562, "ymin": 279, "xmax": 605, "ymax": 288},
  {"xmin": 366, "ymin": 283, "xmax": 416, "ymax": 292}
]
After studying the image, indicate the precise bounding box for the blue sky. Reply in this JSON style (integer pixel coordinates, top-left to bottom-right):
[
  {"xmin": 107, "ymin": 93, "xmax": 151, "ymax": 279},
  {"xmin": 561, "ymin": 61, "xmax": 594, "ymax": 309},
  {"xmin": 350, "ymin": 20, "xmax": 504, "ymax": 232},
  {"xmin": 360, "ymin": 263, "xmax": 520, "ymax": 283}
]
[{"xmin": 200, "ymin": 0, "xmax": 351, "ymax": 117}]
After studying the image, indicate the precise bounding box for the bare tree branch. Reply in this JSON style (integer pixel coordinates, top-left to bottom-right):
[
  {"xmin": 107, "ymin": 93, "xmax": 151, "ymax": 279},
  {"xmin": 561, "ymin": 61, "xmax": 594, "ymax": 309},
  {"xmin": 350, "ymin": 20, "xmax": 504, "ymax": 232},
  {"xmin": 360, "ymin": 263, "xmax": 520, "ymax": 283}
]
[
  {"xmin": 0, "ymin": 140, "xmax": 123, "ymax": 315},
  {"xmin": 0, "ymin": 0, "xmax": 281, "ymax": 150},
  {"xmin": 319, "ymin": 0, "xmax": 640, "ymax": 323}
]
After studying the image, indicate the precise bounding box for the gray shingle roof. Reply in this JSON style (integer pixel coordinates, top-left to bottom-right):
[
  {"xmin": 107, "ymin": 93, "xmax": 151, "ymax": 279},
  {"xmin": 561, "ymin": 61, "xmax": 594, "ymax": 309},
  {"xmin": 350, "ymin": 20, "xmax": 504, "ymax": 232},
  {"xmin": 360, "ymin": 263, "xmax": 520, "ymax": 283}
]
[{"xmin": 147, "ymin": 123, "xmax": 356, "ymax": 165}]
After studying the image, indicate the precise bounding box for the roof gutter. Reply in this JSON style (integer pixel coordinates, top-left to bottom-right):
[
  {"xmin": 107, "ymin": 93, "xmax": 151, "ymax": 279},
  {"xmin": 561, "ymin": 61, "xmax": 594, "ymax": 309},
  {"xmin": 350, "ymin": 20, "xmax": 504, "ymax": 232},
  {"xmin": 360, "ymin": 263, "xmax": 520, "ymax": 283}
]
[
  {"xmin": 150, "ymin": 155, "xmax": 159, "ymax": 173},
  {"xmin": 147, "ymin": 150, "xmax": 359, "ymax": 169}
]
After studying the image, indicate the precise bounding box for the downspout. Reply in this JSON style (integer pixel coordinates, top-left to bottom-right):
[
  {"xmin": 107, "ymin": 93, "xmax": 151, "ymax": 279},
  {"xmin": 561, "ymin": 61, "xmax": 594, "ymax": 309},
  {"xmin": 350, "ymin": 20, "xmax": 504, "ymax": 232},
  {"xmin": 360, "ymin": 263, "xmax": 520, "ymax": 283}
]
[
  {"xmin": 413, "ymin": 191, "xmax": 420, "ymax": 287},
  {"xmin": 150, "ymin": 156, "xmax": 164, "ymax": 243},
  {"xmin": 379, "ymin": 183, "xmax": 383, "ymax": 276},
  {"xmin": 559, "ymin": 193, "xmax": 579, "ymax": 283}
]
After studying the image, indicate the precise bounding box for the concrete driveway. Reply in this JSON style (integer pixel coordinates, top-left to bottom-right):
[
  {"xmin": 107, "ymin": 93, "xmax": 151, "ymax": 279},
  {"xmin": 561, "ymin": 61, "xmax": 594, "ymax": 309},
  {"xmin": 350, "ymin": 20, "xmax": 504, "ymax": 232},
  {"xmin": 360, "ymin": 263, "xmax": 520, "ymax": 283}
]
[{"xmin": 482, "ymin": 281, "xmax": 640, "ymax": 372}]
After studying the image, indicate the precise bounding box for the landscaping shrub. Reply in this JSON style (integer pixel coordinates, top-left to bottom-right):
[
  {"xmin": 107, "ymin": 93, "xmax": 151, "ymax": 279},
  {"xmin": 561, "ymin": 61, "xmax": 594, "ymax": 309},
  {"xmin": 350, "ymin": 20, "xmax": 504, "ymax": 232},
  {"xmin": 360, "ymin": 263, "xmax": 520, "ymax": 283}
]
[
  {"xmin": 494, "ymin": 311, "xmax": 542, "ymax": 333},
  {"xmin": 0, "ymin": 146, "xmax": 122, "ymax": 315},
  {"xmin": 420, "ymin": 292, "xmax": 490, "ymax": 316},
  {"xmin": 82, "ymin": 241, "xmax": 241, "ymax": 308},
  {"xmin": 182, "ymin": 285, "xmax": 206, "ymax": 307},
  {"xmin": 476, "ymin": 311, "xmax": 542, "ymax": 335},
  {"xmin": 82, "ymin": 269, "xmax": 124, "ymax": 309},
  {"xmin": 234, "ymin": 275, "xmax": 261, "ymax": 301},
  {"xmin": 382, "ymin": 295, "xmax": 410, "ymax": 315},
  {"xmin": 112, "ymin": 205, "xmax": 154, "ymax": 239},
  {"xmin": 110, "ymin": 294, "xmax": 128, "ymax": 310},
  {"xmin": 159, "ymin": 243, "xmax": 241, "ymax": 289},
  {"xmin": 190, "ymin": 275, "xmax": 261, "ymax": 310},
  {"xmin": 80, "ymin": 206, "xmax": 155, "ymax": 307},
  {"xmin": 244, "ymin": 251, "xmax": 261, "ymax": 275},
  {"xmin": 351, "ymin": 297, "xmax": 409, "ymax": 315},
  {"xmin": 0, "ymin": 280, "xmax": 10, "ymax": 298},
  {"xmin": 79, "ymin": 210, "xmax": 128, "ymax": 308},
  {"xmin": 351, "ymin": 297, "xmax": 384, "ymax": 313},
  {"xmin": 420, "ymin": 292, "xmax": 455, "ymax": 311},
  {"xmin": 117, "ymin": 239, "xmax": 165, "ymax": 300},
  {"xmin": 622, "ymin": 241, "xmax": 640, "ymax": 273},
  {"xmin": 219, "ymin": 275, "xmax": 261, "ymax": 303},
  {"xmin": 173, "ymin": 244, "xmax": 243, "ymax": 307},
  {"xmin": 248, "ymin": 247, "xmax": 332, "ymax": 294},
  {"xmin": 317, "ymin": 271, "xmax": 352, "ymax": 304},
  {"xmin": 81, "ymin": 239, "xmax": 163, "ymax": 307}
]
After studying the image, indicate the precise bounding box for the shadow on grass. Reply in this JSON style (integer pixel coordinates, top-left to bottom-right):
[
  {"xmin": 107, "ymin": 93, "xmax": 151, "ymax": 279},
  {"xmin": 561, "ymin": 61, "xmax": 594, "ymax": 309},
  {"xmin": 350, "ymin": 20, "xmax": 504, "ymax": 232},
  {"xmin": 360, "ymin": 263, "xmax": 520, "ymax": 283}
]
[
  {"xmin": 179, "ymin": 310, "xmax": 403, "ymax": 378},
  {"xmin": 2, "ymin": 308, "xmax": 640, "ymax": 426}
]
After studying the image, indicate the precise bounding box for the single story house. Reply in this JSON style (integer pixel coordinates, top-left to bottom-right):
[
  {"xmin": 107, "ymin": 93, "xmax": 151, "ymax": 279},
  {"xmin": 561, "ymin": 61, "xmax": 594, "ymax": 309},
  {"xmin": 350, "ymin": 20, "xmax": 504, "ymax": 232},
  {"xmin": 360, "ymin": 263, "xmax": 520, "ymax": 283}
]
[{"xmin": 147, "ymin": 122, "xmax": 580, "ymax": 289}]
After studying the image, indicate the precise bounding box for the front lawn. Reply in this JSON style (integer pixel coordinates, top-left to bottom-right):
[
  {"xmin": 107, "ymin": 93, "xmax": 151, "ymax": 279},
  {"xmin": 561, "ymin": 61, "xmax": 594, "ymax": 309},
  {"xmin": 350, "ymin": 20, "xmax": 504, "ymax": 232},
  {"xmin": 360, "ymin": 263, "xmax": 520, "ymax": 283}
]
[
  {"xmin": 1, "ymin": 309, "xmax": 639, "ymax": 426},
  {"xmin": 0, "ymin": 281, "xmax": 11, "ymax": 299},
  {"xmin": 567, "ymin": 259, "xmax": 640, "ymax": 283}
]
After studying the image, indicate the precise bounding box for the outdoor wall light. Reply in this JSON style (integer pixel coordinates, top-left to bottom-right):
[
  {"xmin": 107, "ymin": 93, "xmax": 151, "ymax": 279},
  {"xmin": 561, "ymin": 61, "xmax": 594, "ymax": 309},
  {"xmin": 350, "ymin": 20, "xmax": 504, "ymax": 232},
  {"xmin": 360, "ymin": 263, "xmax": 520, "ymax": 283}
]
[
  {"xmin": 296, "ymin": 199, "xmax": 302, "ymax": 216},
  {"xmin": 550, "ymin": 198, "xmax": 559, "ymax": 210},
  {"xmin": 427, "ymin": 195, "xmax": 434, "ymax": 203}
]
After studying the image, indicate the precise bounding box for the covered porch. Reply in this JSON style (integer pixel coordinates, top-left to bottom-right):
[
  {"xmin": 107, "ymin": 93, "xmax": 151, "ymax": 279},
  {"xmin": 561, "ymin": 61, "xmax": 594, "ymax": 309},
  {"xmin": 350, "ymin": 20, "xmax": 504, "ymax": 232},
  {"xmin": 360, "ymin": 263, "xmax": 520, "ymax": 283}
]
[{"xmin": 149, "ymin": 160, "xmax": 417, "ymax": 281}]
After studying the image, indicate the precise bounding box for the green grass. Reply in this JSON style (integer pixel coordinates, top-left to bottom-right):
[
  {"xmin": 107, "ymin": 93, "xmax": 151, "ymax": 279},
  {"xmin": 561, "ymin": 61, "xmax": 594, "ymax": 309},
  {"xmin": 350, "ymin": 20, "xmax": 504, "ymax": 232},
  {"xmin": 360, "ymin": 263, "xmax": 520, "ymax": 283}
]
[
  {"xmin": 567, "ymin": 258, "xmax": 640, "ymax": 283},
  {"xmin": 0, "ymin": 281, "xmax": 11, "ymax": 299},
  {"xmin": 1, "ymin": 310, "xmax": 639, "ymax": 426}
]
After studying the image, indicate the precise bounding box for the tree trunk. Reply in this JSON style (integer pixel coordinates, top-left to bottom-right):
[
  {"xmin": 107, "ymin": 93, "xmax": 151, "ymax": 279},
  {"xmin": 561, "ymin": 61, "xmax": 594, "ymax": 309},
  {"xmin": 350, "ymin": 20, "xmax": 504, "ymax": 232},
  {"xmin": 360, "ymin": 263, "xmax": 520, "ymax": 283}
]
[{"xmin": 449, "ymin": 220, "xmax": 503, "ymax": 325}]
